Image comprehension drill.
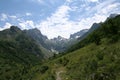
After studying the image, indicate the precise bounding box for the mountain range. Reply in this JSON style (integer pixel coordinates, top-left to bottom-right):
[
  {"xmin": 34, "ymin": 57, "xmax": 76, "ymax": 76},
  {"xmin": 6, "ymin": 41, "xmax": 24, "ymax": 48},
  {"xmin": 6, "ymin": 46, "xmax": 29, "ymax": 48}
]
[
  {"xmin": 0, "ymin": 14, "xmax": 120, "ymax": 80},
  {"xmin": 25, "ymin": 26, "xmax": 89, "ymax": 53}
]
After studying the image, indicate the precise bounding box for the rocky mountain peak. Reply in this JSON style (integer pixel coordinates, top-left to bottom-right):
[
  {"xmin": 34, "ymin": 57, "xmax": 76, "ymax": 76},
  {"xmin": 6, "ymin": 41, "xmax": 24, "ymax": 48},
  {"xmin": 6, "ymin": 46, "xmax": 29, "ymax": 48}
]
[{"xmin": 10, "ymin": 26, "xmax": 21, "ymax": 32}]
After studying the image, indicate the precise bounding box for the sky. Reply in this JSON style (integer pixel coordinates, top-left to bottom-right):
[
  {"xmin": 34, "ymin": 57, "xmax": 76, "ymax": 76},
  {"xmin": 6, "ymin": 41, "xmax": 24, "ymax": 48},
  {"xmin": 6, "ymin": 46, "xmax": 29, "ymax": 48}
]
[{"xmin": 0, "ymin": 0, "xmax": 120, "ymax": 39}]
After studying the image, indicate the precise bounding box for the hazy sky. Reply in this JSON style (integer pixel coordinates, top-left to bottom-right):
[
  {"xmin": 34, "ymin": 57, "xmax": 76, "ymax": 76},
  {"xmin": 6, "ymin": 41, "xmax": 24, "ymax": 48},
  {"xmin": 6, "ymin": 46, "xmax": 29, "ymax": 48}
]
[{"xmin": 0, "ymin": 0, "xmax": 120, "ymax": 39}]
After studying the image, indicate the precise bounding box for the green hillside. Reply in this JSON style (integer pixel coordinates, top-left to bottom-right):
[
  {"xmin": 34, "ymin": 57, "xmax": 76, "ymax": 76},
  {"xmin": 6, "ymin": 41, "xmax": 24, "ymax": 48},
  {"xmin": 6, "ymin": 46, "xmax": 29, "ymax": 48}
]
[
  {"xmin": 0, "ymin": 26, "xmax": 52, "ymax": 80},
  {"xmin": 30, "ymin": 15, "xmax": 120, "ymax": 80}
]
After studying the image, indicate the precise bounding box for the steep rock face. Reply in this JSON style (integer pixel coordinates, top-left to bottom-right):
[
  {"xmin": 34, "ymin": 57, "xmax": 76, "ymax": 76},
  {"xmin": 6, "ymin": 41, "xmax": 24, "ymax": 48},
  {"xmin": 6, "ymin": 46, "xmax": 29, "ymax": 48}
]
[
  {"xmin": 25, "ymin": 28, "xmax": 48, "ymax": 49},
  {"xmin": 46, "ymin": 36, "xmax": 69, "ymax": 52}
]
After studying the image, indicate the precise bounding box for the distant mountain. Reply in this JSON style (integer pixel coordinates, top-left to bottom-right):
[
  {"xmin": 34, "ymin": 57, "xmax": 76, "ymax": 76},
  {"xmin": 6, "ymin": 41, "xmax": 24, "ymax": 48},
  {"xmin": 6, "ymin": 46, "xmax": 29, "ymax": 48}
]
[
  {"xmin": 78, "ymin": 23, "xmax": 101, "ymax": 41},
  {"xmin": 77, "ymin": 14, "xmax": 120, "ymax": 41},
  {"xmin": 51, "ymin": 36, "xmax": 67, "ymax": 41},
  {"xmin": 67, "ymin": 14, "xmax": 120, "ymax": 52},
  {"xmin": 45, "ymin": 29, "xmax": 88, "ymax": 52},
  {"xmin": 25, "ymin": 28, "xmax": 88, "ymax": 53},
  {"xmin": 88, "ymin": 23, "xmax": 101, "ymax": 33},
  {"xmin": 46, "ymin": 36, "xmax": 69, "ymax": 52},
  {"xmin": 70, "ymin": 29, "xmax": 88, "ymax": 39},
  {"xmin": 66, "ymin": 22, "xmax": 103, "ymax": 52},
  {"xmin": 50, "ymin": 29, "xmax": 89, "ymax": 51},
  {"xmin": 25, "ymin": 28, "xmax": 68, "ymax": 52},
  {"xmin": 109, "ymin": 13, "xmax": 119, "ymax": 18}
]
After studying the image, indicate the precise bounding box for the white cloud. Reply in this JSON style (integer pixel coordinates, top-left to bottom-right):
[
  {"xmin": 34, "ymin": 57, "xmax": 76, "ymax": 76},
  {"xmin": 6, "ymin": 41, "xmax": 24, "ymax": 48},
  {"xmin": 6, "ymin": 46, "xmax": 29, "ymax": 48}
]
[
  {"xmin": 0, "ymin": 22, "xmax": 12, "ymax": 31},
  {"xmin": 19, "ymin": 20, "xmax": 35, "ymax": 30},
  {"xmin": 0, "ymin": 13, "xmax": 17, "ymax": 21},
  {"xmin": 36, "ymin": 0, "xmax": 120, "ymax": 39},
  {"xmin": 26, "ymin": 13, "xmax": 32, "ymax": 16},
  {"xmin": 31, "ymin": 0, "xmax": 45, "ymax": 4},
  {"xmin": 66, "ymin": 0, "xmax": 73, "ymax": 3},
  {"xmin": 37, "ymin": 0, "xmax": 44, "ymax": 3},
  {"xmin": 78, "ymin": 14, "xmax": 106, "ymax": 29},
  {"xmin": 100, "ymin": 3, "xmax": 120, "ymax": 14},
  {"xmin": 36, "ymin": 4, "xmax": 103, "ymax": 39},
  {"xmin": 88, "ymin": 0, "xmax": 99, "ymax": 2},
  {"xmin": 1, "ymin": 13, "xmax": 8, "ymax": 21},
  {"xmin": 9, "ymin": 15, "xmax": 17, "ymax": 19},
  {"xmin": 36, "ymin": 5, "xmax": 73, "ymax": 39}
]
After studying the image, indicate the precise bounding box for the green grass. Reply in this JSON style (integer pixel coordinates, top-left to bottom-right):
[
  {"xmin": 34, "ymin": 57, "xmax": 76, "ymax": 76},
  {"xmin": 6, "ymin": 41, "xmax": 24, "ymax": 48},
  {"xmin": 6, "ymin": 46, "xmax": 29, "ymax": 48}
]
[
  {"xmin": 63, "ymin": 41, "xmax": 120, "ymax": 80},
  {"xmin": 32, "ymin": 40, "xmax": 120, "ymax": 80}
]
